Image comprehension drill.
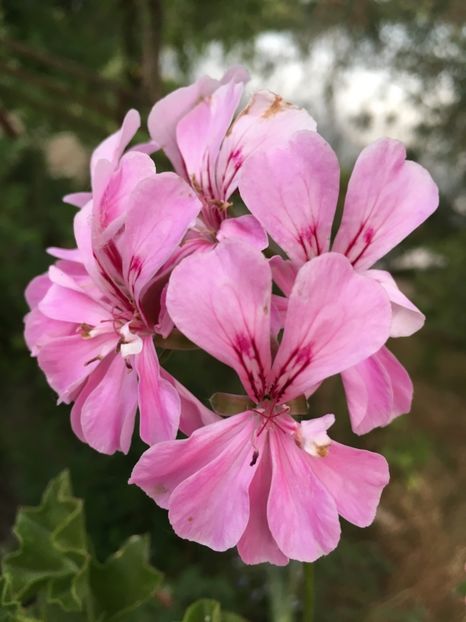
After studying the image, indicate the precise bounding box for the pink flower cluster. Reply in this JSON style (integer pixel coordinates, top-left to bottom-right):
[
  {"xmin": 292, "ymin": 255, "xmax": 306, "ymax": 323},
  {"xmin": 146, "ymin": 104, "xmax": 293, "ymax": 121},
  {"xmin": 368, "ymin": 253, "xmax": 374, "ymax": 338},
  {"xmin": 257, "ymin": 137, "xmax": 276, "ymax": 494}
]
[{"xmin": 24, "ymin": 67, "xmax": 438, "ymax": 565}]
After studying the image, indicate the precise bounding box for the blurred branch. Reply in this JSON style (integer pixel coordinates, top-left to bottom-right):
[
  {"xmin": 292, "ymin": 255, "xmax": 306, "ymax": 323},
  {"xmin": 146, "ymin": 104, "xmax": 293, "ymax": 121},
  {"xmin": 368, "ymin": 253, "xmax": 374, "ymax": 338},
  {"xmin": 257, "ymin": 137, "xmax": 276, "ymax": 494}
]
[
  {"xmin": 0, "ymin": 105, "xmax": 19, "ymax": 138},
  {"xmin": 0, "ymin": 82, "xmax": 112, "ymax": 137},
  {"xmin": 0, "ymin": 36, "xmax": 131, "ymax": 99},
  {"xmin": 0, "ymin": 60, "xmax": 117, "ymax": 121},
  {"xmin": 138, "ymin": 0, "xmax": 163, "ymax": 103}
]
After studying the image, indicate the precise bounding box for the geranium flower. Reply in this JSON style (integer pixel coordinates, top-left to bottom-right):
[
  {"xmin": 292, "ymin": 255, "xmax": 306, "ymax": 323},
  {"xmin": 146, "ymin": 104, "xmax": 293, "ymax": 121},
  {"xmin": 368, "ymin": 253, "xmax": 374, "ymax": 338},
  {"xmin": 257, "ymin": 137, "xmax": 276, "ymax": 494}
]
[
  {"xmin": 148, "ymin": 67, "xmax": 316, "ymax": 250},
  {"xmin": 239, "ymin": 131, "xmax": 439, "ymax": 433},
  {"xmin": 24, "ymin": 169, "xmax": 216, "ymax": 454},
  {"xmin": 130, "ymin": 241, "xmax": 391, "ymax": 564}
]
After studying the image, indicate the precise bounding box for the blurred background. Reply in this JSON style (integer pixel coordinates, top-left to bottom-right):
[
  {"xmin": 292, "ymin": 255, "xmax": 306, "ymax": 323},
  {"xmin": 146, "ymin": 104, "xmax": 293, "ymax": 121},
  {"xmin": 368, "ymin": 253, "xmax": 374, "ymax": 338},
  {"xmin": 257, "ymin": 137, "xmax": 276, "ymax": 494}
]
[{"xmin": 0, "ymin": 1, "xmax": 465, "ymax": 620}]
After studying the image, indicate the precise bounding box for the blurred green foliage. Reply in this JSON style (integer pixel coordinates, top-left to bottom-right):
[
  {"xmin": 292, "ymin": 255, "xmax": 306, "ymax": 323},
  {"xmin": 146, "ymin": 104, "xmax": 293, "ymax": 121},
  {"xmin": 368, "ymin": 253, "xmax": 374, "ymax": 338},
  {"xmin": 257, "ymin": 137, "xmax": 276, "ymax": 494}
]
[
  {"xmin": 0, "ymin": 1, "xmax": 465, "ymax": 621},
  {"xmin": 0, "ymin": 471, "xmax": 249, "ymax": 622}
]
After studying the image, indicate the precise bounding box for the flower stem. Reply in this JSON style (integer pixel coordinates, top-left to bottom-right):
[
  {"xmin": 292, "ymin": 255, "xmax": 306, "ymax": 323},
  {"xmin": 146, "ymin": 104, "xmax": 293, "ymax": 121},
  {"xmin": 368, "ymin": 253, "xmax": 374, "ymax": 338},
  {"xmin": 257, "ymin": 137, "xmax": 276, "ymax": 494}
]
[{"xmin": 303, "ymin": 563, "xmax": 314, "ymax": 622}]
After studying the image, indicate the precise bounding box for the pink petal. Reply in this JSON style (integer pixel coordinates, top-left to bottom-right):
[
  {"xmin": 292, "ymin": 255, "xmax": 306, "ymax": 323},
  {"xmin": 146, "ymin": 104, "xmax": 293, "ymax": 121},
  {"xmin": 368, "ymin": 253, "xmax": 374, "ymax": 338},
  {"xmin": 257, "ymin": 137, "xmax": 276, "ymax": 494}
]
[
  {"xmin": 310, "ymin": 440, "xmax": 389, "ymax": 527},
  {"xmin": 167, "ymin": 413, "xmax": 260, "ymax": 551},
  {"xmin": 176, "ymin": 79, "xmax": 245, "ymax": 200},
  {"xmin": 90, "ymin": 109, "xmax": 140, "ymax": 175},
  {"xmin": 129, "ymin": 139, "xmax": 159, "ymax": 155},
  {"xmin": 37, "ymin": 333, "xmax": 118, "ymax": 403},
  {"xmin": 240, "ymin": 130, "xmax": 339, "ymax": 263},
  {"xmin": 63, "ymin": 192, "xmax": 92, "ymax": 208},
  {"xmin": 269, "ymin": 256, "xmax": 297, "ymax": 296},
  {"xmin": 70, "ymin": 354, "xmax": 114, "ymax": 443},
  {"xmin": 24, "ymin": 309, "xmax": 75, "ymax": 356},
  {"xmin": 167, "ymin": 240, "xmax": 272, "ymax": 401},
  {"xmin": 25, "ymin": 273, "xmax": 51, "ymax": 308},
  {"xmin": 217, "ymin": 214, "xmax": 268, "ymax": 250},
  {"xmin": 218, "ymin": 91, "xmax": 317, "ymax": 200},
  {"xmin": 368, "ymin": 269, "xmax": 425, "ymax": 337},
  {"xmin": 135, "ymin": 337, "xmax": 180, "ymax": 444},
  {"xmin": 237, "ymin": 439, "xmax": 289, "ymax": 566},
  {"xmin": 161, "ymin": 370, "xmax": 219, "ymax": 435},
  {"xmin": 341, "ymin": 346, "xmax": 413, "ymax": 435},
  {"xmin": 121, "ymin": 173, "xmax": 202, "ymax": 306},
  {"xmin": 267, "ymin": 429, "xmax": 340, "ymax": 562},
  {"xmin": 130, "ymin": 411, "xmax": 255, "ymax": 510},
  {"xmin": 94, "ymin": 151, "xmax": 156, "ymax": 235},
  {"xmin": 148, "ymin": 67, "xmax": 248, "ymax": 176},
  {"xmin": 332, "ymin": 138, "xmax": 439, "ymax": 270},
  {"xmin": 47, "ymin": 247, "xmax": 83, "ymax": 263},
  {"xmin": 270, "ymin": 294, "xmax": 287, "ymax": 337},
  {"xmin": 79, "ymin": 353, "xmax": 138, "ymax": 454},
  {"xmin": 269, "ymin": 253, "xmax": 391, "ymax": 402},
  {"xmin": 39, "ymin": 284, "xmax": 111, "ymax": 326}
]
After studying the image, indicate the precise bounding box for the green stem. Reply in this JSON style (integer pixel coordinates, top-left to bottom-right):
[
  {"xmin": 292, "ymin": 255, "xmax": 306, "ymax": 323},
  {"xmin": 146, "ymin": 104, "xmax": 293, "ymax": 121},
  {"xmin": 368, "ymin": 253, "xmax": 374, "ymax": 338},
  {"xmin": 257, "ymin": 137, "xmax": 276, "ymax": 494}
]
[{"xmin": 303, "ymin": 563, "xmax": 314, "ymax": 622}]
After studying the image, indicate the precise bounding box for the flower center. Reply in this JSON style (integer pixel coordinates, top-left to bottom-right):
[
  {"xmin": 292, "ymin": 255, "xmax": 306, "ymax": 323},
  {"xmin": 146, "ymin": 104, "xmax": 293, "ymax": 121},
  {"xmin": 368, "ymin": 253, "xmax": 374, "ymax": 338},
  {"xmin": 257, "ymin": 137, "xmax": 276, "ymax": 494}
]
[{"xmin": 252, "ymin": 400, "xmax": 296, "ymax": 437}]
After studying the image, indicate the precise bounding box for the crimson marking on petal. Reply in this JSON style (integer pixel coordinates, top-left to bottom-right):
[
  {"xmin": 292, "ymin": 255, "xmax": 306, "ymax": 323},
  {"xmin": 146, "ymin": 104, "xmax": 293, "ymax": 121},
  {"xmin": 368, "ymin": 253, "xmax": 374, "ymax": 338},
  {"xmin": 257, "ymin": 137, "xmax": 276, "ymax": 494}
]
[
  {"xmin": 129, "ymin": 255, "xmax": 143, "ymax": 278},
  {"xmin": 350, "ymin": 226, "xmax": 375, "ymax": 266},
  {"xmin": 269, "ymin": 344, "xmax": 313, "ymax": 402},
  {"xmin": 232, "ymin": 333, "xmax": 267, "ymax": 402},
  {"xmin": 296, "ymin": 225, "xmax": 321, "ymax": 260},
  {"xmin": 342, "ymin": 222, "xmax": 376, "ymax": 266}
]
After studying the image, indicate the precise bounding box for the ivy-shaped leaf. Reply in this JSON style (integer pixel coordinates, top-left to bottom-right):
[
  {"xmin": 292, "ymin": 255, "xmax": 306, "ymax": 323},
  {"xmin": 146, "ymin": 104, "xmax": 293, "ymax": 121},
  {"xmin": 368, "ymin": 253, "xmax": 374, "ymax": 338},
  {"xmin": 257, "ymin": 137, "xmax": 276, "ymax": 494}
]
[
  {"xmin": 1, "ymin": 471, "xmax": 89, "ymax": 613},
  {"xmin": 89, "ymin": 535, "xmax": 162, "ymax": 621},
  {"xmin": 181, "ymin": 599, "xmax": 247, "ymax": 622},
  {"xmin": 0, "ymin": 472, "xmax": 162, "ymax": 621}
]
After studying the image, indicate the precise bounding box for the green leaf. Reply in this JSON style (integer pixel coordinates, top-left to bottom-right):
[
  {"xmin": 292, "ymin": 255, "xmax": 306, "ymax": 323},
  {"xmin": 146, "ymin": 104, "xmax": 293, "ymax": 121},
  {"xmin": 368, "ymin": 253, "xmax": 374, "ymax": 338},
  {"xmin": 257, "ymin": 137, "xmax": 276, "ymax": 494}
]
[
  {"xmin": 90, "ymin": 535, "xmax": 162, "ymax": 621},
  {"xmin": 1, "ymin": 471, "xmax": 164, "ymax": 621},
  {"xmin": 181, "ymin": 599, "xmax": 248, "ymax": 622},
  {"xmin": 1, "ymin": 470, "xmax": 89, "ymax": 612},
  {"xmin": 182, "ymin": 599, "xmax": 222, "ymax": 622}
]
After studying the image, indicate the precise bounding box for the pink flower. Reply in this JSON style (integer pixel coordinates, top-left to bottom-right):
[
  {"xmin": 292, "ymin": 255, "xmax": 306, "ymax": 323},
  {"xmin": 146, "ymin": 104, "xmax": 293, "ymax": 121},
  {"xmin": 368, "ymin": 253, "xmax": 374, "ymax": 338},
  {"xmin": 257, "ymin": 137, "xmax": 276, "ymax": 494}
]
[
  {"xmin": 239, "ymin": 131, "xmax": 439, "ymax": 433},
  {"xmin": 24, "ymin": 171, "xmax": 216, "ymax": 454},
  {"xmin": 130, "ymin": 241, "xmax": 391, "ymax": 564},
  {"xmin": 63, "ymin": 108, "xmax": 157, "ymax": 211},
  {"xmin": 148, "ymin": 67, "xmax": 316, "ymax": 250}
]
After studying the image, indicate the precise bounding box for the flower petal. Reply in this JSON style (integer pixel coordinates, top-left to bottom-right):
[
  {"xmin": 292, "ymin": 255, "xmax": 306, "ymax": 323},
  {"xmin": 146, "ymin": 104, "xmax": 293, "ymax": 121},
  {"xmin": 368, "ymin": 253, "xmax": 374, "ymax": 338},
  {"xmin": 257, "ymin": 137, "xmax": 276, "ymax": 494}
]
[
  {"xmin": 332, "ymin": 138, "xmax": 439, "ymax": 270},
  {"xmin": 130, "ymin": 411, "xmax": 255, "ymax": 512},
  {"xmin": 237, "ymin": 439, "xmax": 289, "ymax": 566},
  {"xmin": 63, "ymin": 192, "xmax": 92, "ymax": 208},
  {"xmin": 148, "ymin": 67, "xmax": 248, "ymax": 176},
  {"xmin": 135, "ymin": 336, "xmax": 180, "ymax": 444},
  {"xmin": 24, "ymin": 309, "xmax": 75, "ymax": 356},
  {"xmin": 167, "ymin": 413, "xmax": 260, "ymax": 551},
  {"xmin": 121, "ymin": 172, "xmax": 202, "ymax": 307},
  {"xmin": 217, "ymin": 214, "xmax": 268, "ymax": 250},
  {"xmin": 79, "ymin": 353, "xmax": 138, "ymax": 454},
  {"xmin": 37, "ymin": 334, "xmax": 118, "ymax": 402},
  {"xmin": 39, "ymin": 284, "xmax": 110, "ymax": 326},
  {"xmin": 90, "ymin": 109, "xmax": 140, "ymax": 175},
  {"xmin": 269, "ymin": 256, "xmax": 297, "ymax": 297},
  {"xmin": 341, "ymin": 346, "xmax": 413, "ymax": 435},
  {"xmin": 309, "ymin": 440, "xmax": 389, "ymax": 527},
  {"xmin": 368, "ymin": 269, "xmax": 425, "ymax": 337},
  {"xmin": 240, "ymin": 130, "xmax": 339, "ymax": 263},
  {"xmin": 269, "ymin": 253, "xmax": 391, "ymax": 402},
  {"xmin": 25, "ymin": 273, "xmax": 51, "ymax": 308},
  {"xmin": 176, "ymin": 79, "xmax": 245, "ymax": 201},
  {"xmin": 218, "ymin": 91, "xmax": 317, "ymax": 200},
  {"xmin": 161, "ymin": 370, "xmax": 219, "ymax": 435},
  {"xmin": 267, "ymin": 429, "xmax": 340, "ymax": 562},
  {"xmin": 167, "ymin": 240, "xmax": 272, "ymax": 401}
]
